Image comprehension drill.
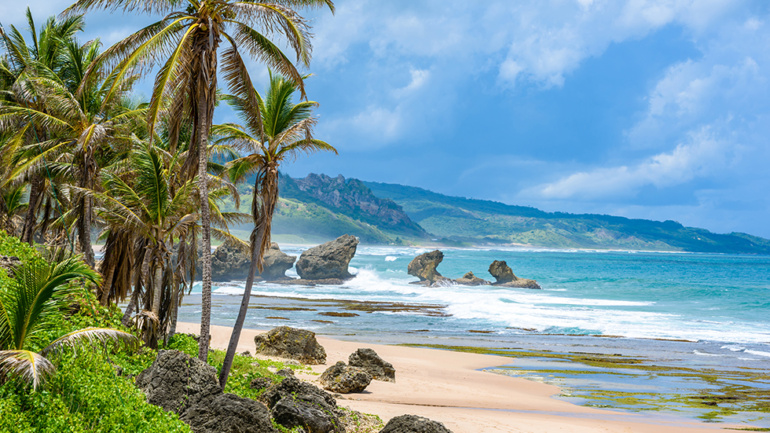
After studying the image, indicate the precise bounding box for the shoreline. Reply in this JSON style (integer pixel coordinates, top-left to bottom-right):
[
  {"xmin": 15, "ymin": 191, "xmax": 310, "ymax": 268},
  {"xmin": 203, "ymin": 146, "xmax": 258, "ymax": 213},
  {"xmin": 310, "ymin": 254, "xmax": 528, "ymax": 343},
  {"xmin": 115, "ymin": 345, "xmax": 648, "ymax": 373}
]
[{"xmin": 176, "ymin": 322, "xmax": 739, "ymax": 433}]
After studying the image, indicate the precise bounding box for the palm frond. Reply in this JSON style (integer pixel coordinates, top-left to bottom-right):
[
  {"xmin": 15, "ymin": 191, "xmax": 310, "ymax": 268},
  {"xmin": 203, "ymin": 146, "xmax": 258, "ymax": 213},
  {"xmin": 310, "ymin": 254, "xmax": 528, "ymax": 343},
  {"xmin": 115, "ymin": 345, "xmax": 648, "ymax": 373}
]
[
  {"xmin": 41, "ymin": 327, "xmax": 138, "ymax": 356},
  {"xmin": 0, "ymin": 350, "xmax": 55, "ymax": 390}
]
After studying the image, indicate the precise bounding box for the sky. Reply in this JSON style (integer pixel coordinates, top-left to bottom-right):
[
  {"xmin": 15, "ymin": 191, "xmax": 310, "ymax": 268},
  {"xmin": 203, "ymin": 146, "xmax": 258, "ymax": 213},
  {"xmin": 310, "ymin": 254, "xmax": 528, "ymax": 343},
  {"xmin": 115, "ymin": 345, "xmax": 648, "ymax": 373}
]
[{"xmin": 2, "ymin": 0, "xmax": 770, "ymax": 238}]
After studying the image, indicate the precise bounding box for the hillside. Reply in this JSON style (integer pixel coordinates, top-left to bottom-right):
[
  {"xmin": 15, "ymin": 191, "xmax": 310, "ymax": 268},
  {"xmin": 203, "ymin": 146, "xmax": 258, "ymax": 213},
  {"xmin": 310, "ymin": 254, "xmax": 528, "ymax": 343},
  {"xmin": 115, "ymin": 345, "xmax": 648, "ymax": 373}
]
[{"xmin": 364, "ymin": 181, "xmax": 770, "ymax": 254}]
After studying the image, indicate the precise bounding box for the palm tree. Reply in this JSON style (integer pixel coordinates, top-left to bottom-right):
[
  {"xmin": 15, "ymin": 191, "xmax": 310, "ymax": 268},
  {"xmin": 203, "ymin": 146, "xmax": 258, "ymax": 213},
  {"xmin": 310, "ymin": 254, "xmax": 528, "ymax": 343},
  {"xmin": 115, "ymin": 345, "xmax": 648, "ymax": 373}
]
[
  {"xmin": 215, "ymin": 71, "xmax": 335, "ymax": 387},
  {"xmin": 0, "ymin": 250, "xmax": 137, "ymax": 390},
  {"xmin": 65, "ymin": 0, "xmax": 335, "ymax": 361}
]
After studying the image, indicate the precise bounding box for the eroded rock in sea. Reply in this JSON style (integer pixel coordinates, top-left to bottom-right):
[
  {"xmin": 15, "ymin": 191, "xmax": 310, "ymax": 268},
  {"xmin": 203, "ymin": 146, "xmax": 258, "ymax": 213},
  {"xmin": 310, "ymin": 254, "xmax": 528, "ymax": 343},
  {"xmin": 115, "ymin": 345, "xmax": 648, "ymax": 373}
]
[
  {"xmin": 135, "ymin": 350, "xmax": 277, "ymax": 433},
  {"xmin": 348, "ymin": 348, "xmax": 396, "ymax": 382},
  {"xmin": 454, "ymin": 271, "xmax": 490, "ymax": 286},
  {"xmin": 320, "ymin": 361, "xmax": 372, "ymax": 393},
  {"xmin": 261, "ymin": 376, "xmax": 343, "ymax": 433},
  {"xmin": 488, "ymin": 260, "xmax": 541, "ymax": 289},
  {"xmin": 380, "ymin": 414, "xmax": 454, "ymax": 433},
  {"xmin": 261, "ymin": 243, "xmax": 297, "ymax": 280},
  {"xmin": 173, "ymin": 240, "xmax": 296, "ymax": 282},
  {"xmin": 295, "ymin": 234, "xmax": 358, "ymax": 280},
  {"xmin": 407, "ymin": 250, "xmax": 449, "ymax": 285},
  {"xmin": 254, "ymin": 326, "xmax": 327, "ymax": 364}
]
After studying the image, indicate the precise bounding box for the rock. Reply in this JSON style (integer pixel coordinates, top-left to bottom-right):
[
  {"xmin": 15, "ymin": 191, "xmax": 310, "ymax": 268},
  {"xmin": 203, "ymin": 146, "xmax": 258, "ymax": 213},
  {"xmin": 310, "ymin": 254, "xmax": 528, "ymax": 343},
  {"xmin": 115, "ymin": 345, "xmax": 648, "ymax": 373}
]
[
  {"xmin": 261, "ymin": 243, "xmax": 296, "ymax": 280},
  {"xmin": 181, "ymin": 393, "xmax": 278, "ymax": 433},
  {"xmin": 254, "ymin": 326, "xmax": 327, "ymax": 364},
  {"xmin": 276, "ymin": 368, "xmax": 295, "ymax": 378},
  {"xmin": 295, "ymin": 235, "xmax": 358, "ymax": 280},
  {"xmin": 380, "ymin": 415, "xmax": 453, "ymax": 433},
  {"xmin": 250, "ymin": 377, "xmax": 272, "ymax": 390},
  {"xmin": 211, "ymin": 240, "xmax": 251, "ymax": 281},
  {"xmin": 320, "ymin": 361, "xmax": 372, "ymax": 393},
  {"xmin": 337, "ymin": 408, "xmax": 384, "ymax": 433},
  {"xmin": 454, "ymin": 271, "xmax": 490, "ymax": 286},
  {"xmin": 488, "ymin": 260, "xmax": 541, "ymax": 289},
  {"xmin": 136, "ymin": 350, "xmax": 278, "ymax": 433},
  {"xmin": 261, "ymin": 377, "xmax": 342, "ymax": 433},
  {"xmin": 348, "ymin": 348, "xmax": 395, "ymax": 382},
  {"xmin": 135, "ymin": 350, "xmax": 222, "ymax": 415},
  {"xmin": 0, "ymin": 255, "xmax": 21, "ymax": 278},
  {"xmin": 407, "ymin": 250, "xmax": 448, "ymax": 285}
]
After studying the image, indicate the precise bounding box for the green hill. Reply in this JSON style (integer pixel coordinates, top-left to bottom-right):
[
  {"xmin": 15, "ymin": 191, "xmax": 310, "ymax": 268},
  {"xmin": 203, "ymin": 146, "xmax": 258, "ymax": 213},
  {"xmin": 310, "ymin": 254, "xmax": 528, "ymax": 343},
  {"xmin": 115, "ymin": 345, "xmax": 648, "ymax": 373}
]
[{"xmin": 364, "ymin": 181, "xmax": 770, "ymax": 254}]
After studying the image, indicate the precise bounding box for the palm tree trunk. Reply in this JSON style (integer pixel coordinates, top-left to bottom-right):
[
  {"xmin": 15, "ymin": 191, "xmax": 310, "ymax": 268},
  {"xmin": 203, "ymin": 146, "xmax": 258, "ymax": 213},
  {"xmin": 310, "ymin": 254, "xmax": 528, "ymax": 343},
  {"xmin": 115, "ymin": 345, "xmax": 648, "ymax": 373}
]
[
  {"xmin": 21, "ymin": 175, "xmax": 43, "ymax": 244},
  {"xmin": 219, "ymin": 224, "xmax": 265, "ymax": 388},
  {"xmin": 197, "ymin": 82, "xmax": 214, "ymax": 363},
  {"xmin": 78, "ymin": 195, "xmax": 95, "ymax": 267},
  {"xmin": 121, "ymin": 285, "xmax": 140, "ymax": 327}
]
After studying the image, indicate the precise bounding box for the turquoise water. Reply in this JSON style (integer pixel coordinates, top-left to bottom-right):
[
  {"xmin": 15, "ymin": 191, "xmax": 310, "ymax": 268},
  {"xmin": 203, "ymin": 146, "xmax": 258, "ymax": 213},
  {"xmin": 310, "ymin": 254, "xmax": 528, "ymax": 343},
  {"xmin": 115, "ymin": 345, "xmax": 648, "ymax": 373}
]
[{"xmin": 177, "ymin": 245, "xmax": 770, "ymax": 426}]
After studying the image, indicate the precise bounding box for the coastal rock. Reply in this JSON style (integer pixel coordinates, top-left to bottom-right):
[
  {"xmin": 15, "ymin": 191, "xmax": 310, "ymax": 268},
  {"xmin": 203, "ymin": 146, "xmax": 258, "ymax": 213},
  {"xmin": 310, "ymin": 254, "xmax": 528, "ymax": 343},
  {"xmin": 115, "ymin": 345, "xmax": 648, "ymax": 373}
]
[
  {"xmin": 250, "ymin": 377, "xmax": 273, "ymax": 390},
  {"xmin": 135, "ymin": 350, "xmax": 221, "ymax": 415},
  {"xmin": 261, "ymin": 243, "xmax": 296, "ymax": 280},
  {"xmin": 407, "ymin": 250, "xmax": 449, "ymax": 285},
  {"xmin": 181, "ymin": 393, "xmax": 277, "ymax": 433},
  {"xmin": 211, "ymin": 240, "xmax": 251, "ymax": 281},
  {"xmin": 454, "ymin": 271, "xmax": 490, "ymax": 286},
  {"xmin": 320, "ymin": 361, "xmax": 372, "ymax": 393},
  {"xmin": 254, "ymin": 326, "xmax": 327, "ymax": 364},
  {"xmin": 338, "ymin": 408, "xmax": 384, "ymax": 433},
  {"xmin": 0, "ymin": 255, "xmax": 21, "ymax": 278},
  {"xmin": 379, "ymin": 415, "xmax": 453, "ymax": 433},
  {"xmin": 261, "ymin": 377, "xmax": 342, "ymax": 433},
  {"xmin": 348, "ymin": 348, "xmax": 395, "ymax": 382},
  {"xmin": 295, "ymin": 235, "xmax": 359, "ymax": 280},
  {"xmin": 488, "ymin": 260, "xmax": 541, "ymax": 289}
]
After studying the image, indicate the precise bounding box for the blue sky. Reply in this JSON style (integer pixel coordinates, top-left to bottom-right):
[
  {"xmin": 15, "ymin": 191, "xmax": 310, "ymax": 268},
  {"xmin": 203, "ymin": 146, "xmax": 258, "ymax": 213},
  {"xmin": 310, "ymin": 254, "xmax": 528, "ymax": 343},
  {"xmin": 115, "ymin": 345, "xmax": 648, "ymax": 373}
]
[{"xmin": 3, "ymin": 1, "xmax": 770, "ymax": 238}]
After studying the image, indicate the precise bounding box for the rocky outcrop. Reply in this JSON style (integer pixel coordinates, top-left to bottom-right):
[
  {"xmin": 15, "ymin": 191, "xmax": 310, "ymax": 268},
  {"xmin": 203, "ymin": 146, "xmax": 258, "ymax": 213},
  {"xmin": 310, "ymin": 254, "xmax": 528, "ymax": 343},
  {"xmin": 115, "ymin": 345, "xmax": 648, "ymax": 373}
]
[
  {"xmin": 0, "ymin": 255, "xmax": 21, "ymax": 278},
  {"xmin": 295, "ymin": 235, "xmax": 358, "ymax": 280},
  {"xmin": 135, "ymin": 350, "xmax": 277, "ymax": 433},
  {"xmin": 261, "ymin": 376, "xmax": 343, "ymax": 433},
  {"xmin": 380, "ymin": 415, "xmax": 454, "ymax": 433},
  {"xmin": 261, "ymin": 243, "xmax": 296, "ymax": 280},
  {"xmin": 454, "ymin": 271, "xmax": 490, "ymax": 286},
  {"xmin": 254, "ymin": 326, "xmax": 327, "ymax": 364},
  {"xmin": 348, "ymin": 348, "xmax": 395, "ymax": 382},
  {"xmin": 488, "ymin": 260, "xmax": 541, "ymax": 289},
  {"xmin": 320, "ymin": 361, "xmax": 372, "ymax": 393},
  {"xmin": 407, "ymin": 250, "xmax": 449, "ymax": 285}
]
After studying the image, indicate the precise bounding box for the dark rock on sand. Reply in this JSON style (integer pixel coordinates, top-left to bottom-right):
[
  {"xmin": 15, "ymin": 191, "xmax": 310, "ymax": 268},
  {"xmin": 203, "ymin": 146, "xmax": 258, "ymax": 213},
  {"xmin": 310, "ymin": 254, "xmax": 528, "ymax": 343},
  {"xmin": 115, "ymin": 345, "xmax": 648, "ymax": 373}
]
[
  {"xmin": 0, "ymin": 255, "xmax": 21, "ymax": 277},
  {"xmin": 276, "ymin": 368, "xmax": 295, "ymax": 378},
  {"xmin": 407, "ymin": 250, "xmax": 449, "ymax": 285},
  {"xmin": 261, "ymin": 377, "xmax": 343, "ymax": 433},
  {"xmin": 250, "ymin": 377, "xmax": 273, "ymax": 390},
  {"xmin": 349, "ymin": 348, "xmax": 395, "ymax": 382},
  {"xmin": 488, "ymin": 260, "xmax": 541, "ymax": 289},
  {"xmin": 254, "ymin": 326, "xmax": 327, "ymax": 364},
  {"xmin": 295, "ymin": 235, "xmax": 358, "ymax": 280},
  {"xmin": 320, "ymin": 361, "xmax": 372, "ymax": 393},
  {"xmin": 380, "ymin": 414, "xmax": 453, "ymax": 433},
  {"xmin": 136, "ymin": 350, "xmax": 277, "ymax": 433},
  {"xmin": 454, "ymin": 271, "xmax": 490, "ymax": 286}
]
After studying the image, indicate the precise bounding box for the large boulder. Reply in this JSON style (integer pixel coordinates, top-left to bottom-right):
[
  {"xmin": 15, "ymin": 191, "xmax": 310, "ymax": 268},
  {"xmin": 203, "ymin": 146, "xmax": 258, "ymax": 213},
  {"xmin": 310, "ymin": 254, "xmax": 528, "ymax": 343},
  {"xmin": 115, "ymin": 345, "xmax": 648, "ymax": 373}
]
[
  {"xmin": 254, "ymin": 326, "xmax": 327, "ymax": 364},
  {"xmin": 181, "ymin": 393, "xmax": 277, "ymax": 433},
  {"xmin": 135, "ymin": 350, "xmax": 278, "ymax": 433},
  {"xmin": 488, "ymin": 260, "xmax": 541, "ymax": 289},
  {"xmin": 0, "ymin": 256, "xmax": 21, "ymax": 278},
  {"xmin": 407, "ymin": 250, "xmax": 448, "ymax": 285},
  {"xmin": 261, "ymin": 243, "xmax": 296, "ymax": 280},
  {"xmin": 211, "ymin": 240, "xmax": 251, "ymax": 281},
  {"xmin": 295, "ymin": 235, "xmax": 358, "ymax": 280},
  {"xmin": 380, "ymin": 415, "xmax": 453, "ymax": 433},
  {"xmin": 261, "ymin": 377, "xmax": 343, "ymax": 433},
  {"xmin": 320, "ymin": 361, "xmax": 372, "ymax": 393},
  {"xmin": 349, "ymin": 348, "xmax": 395, "ymax": 382},
  {"xmin": 453, "ymin": 271, "xmax": 490, "ymax": 286}
]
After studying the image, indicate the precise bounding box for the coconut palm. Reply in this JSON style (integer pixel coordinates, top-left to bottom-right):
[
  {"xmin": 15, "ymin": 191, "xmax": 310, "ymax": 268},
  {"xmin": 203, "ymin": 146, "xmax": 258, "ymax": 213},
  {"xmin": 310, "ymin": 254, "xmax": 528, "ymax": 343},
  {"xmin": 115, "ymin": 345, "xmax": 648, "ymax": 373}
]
[
  {"xmin": 65, "ymin": 0, "xmax": 335, "ymax": 360},
  {"xmin": 0, "ymin": 250, "xmax": 137, "ymax": 390},
  {"xmin": 214, "ymin": 71, "xmax": 335, "ymax": 387}
]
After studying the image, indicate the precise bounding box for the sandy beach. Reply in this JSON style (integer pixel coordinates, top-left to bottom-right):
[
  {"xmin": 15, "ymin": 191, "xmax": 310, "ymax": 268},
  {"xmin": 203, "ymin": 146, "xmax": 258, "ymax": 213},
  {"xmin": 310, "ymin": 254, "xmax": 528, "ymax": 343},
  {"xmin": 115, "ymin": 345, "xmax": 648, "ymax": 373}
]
[{"xmin": 176, "ymin": 322, "xmax": 731, "ymax": 433}]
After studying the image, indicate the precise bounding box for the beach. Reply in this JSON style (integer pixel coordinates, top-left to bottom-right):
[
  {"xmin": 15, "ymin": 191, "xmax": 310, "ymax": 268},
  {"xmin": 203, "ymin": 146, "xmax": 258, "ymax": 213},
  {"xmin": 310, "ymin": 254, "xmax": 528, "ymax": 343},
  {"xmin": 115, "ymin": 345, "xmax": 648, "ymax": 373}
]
[{"xmin": 177, "ymin": 322, "xmax": 732, "ymax": 433}]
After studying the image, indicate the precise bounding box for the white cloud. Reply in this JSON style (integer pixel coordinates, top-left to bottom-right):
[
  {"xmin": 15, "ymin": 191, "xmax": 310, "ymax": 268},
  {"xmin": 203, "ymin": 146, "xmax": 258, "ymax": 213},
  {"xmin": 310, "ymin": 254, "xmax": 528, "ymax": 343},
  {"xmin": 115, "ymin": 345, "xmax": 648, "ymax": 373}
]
[{"xmin": 393, "ymin": 68, "xmax": 430, "ymax": 97}]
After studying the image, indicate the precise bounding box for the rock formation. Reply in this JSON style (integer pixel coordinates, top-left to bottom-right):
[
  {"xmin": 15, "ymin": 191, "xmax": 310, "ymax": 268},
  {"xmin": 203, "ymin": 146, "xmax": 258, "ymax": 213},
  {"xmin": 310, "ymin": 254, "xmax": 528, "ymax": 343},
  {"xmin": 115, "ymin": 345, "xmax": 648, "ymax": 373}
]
[
  {"xmin": 319, "ymin": 361, "xmax": 372, "ymax": 393},
  {"xmin": 488, "ymin": 260, "xmax": 541, "ymax": 289},
  {"xmin": 135, "ymin": 350, "xmax": 277, "ymax": 433},
  {"xmin": 454, "ymin": 271, "xmax": 490, "ymax": 286},
  {"xmin": 348, "ymin": 348, "xmax": 395, "ymax": 382},
  {"xmin": 0, "ymin": 255, "xmax": 21, "ymax": 278},
  {"xmin": 174, "ymin": 241, "xmax": 296, "ymax": 282},
  {"xmin": 261, "ymin": 243, "xmax": 296, "ymax": 280},
  {"xmin": 295, "ymin": 235, "xmax": 358, "ymax": 280},
  {"xmin": 407, "ymin": 250, "xmax": 448, "ymax": 285},
  {"xmin": 379, "ymin": 415, "xmax": 454, "ymax": 433},
  {"xmin": 254, "ymin": 326, "xmax": 327, "ymax": 364},
  {"xmin": 261, "ymin": 376, "xmax": 343, "ymax": 433}
]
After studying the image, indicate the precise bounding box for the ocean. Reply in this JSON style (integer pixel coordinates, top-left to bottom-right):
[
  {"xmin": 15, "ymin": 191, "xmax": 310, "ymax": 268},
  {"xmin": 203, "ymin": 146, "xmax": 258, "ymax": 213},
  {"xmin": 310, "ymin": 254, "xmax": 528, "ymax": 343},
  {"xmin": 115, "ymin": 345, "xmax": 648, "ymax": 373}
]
[{"xmin": 176, "ymin": 245, "xmax": 770, "ymax": 426}]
